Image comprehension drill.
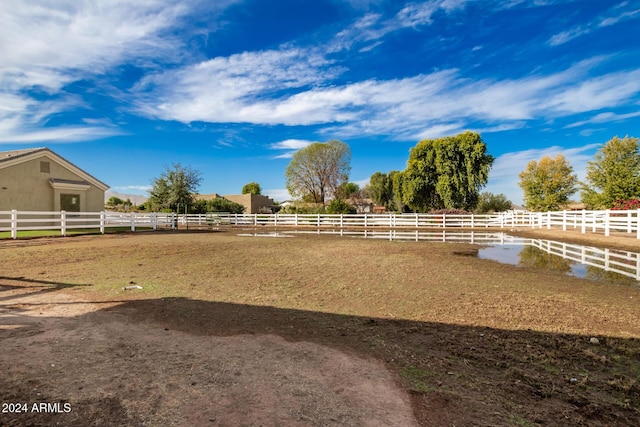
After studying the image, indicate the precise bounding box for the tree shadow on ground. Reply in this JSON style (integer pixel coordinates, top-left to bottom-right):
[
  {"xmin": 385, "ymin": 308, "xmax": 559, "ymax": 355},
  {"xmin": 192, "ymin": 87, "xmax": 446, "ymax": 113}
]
[
  {"xmin": 104, "ymin": 297, "xmax": 640, "ymax": 427},
  {"xmin": 1, "ymin": 293, "xmax": 639, "ymax": 426}
]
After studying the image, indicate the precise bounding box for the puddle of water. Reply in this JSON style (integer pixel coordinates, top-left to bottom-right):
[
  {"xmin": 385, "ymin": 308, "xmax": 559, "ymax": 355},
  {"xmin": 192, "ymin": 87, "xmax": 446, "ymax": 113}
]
[
  {"xmin": 237, "ymin": 232, "xmax": 294, "ymax": 238},
  {"xmin": 237, "ymin": 229, "xmax": 639, "ymax": 286}
]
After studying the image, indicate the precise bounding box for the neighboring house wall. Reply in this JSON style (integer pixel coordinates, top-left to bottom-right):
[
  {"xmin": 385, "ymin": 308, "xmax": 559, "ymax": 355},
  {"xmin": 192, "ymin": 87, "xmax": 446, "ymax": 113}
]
[
  {"xmin": 224, "ymin": 194, "xmax": 275, "ymax": 214},
  {"xmin": 0, "ymin": 148, "xmax": 108, "ymax": 212}
]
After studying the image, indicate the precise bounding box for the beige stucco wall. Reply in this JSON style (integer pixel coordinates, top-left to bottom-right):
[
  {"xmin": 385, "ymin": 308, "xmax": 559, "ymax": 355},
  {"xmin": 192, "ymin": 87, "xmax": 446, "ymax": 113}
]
[
  {"xmin": 224, "ymin": 194, "xmax": 275, "ymax": 214},
  {"xmin": 0, "ymin": 155, "xmax": 106, "ymax": 212}
]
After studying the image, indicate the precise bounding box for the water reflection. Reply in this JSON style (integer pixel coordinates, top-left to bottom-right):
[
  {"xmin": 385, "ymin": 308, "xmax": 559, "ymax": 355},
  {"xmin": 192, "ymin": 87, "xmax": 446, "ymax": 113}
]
[{"xmin": 241, "ymin": 229, "xmax": 639, "ymax": 286}]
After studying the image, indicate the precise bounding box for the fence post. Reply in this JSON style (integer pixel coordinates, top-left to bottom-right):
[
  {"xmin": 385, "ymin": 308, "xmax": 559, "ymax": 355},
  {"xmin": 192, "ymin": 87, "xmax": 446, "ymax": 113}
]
[
  {"xmin": 10, "ymin": 209, "xmax": 17, "ymax": 239},
  {"xmin": 317, "ymin": 213, "xmax": 320, "ymax": 227},
  {"xmin": 546, "ymin": 211, "xmax": 551, "ymax": 230},
  {"xmin": 471, "ymin": 213, "xmax": 474, "ymax": 228},
  {"xmin": 171, "ymin": 213, "xmax": 176, "ymax": 230},
  {"xmin": 415, "ymin": 213, "xmax": 419, "ymax": 228},
  {"xmin": 61, "ymin": 210, "xmax": 67, "ymax": 237},
  {"xmin": 131, "ymin": 212, "xmax": 136, "ymax": 232},
  {"xmin": 274, "ymin": 214, "xmax": 278, "ymax": 227},
  {"xmin": 605, "ymin": 210, "xmax": 610, "ymax": 236},
  {"xmin": 628, "ymin": 210, "xmax": 632, "ymax": 234},
  {"xmin": 562, "ymin": 210, "xmax": 567, "ymax": 231},
  {"xmin": 100, "ymin": 211, "xmax": 105, "ymax": 234},
  {"xmin": 364, "ymin": 214, "xmax": 368, "ymax": 228},
  {"xmin": 637, "ymin": 209, "xmax": 640, "ymax": 239},
  {"xmin": 295, "ymin": 214, "xmax": 298, "ymax": 227},
  {"xmin": 152, "ymin": 213, "xmax": 157, "ymax": 230},
  {"xmin": 340, "ymin": 214, "xmax": 343, "ymax": 228},
  {"xmin": 581, "ymin": 210, "xmax": 586, "ymax": 234}
]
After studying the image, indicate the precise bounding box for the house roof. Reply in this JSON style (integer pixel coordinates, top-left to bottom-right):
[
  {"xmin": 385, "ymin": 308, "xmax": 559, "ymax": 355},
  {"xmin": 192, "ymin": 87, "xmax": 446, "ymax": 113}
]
[{"xmin": 0, "ymin": 147, "xmax": 109, "ymax": 191}]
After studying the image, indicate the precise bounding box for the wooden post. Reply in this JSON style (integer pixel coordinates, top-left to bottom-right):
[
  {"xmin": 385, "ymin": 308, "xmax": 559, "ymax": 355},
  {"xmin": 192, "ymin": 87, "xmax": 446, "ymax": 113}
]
[
  {"xmin": 471, "ymin": 213, "xmax": 474, "ymax": 228},
  {"xmin": 10, "ymin": 209, "xmax": 17, "ymax": 240},
  {"xmin": 131, "ymin": 212, "xmax": 136, "ymax": 232},
  {"xmin": 152, "ymin": 213, "xmax": 157, "ymax": 231},
  {"xmin": 581, "ymin": 210, "xmax": 586, "ymax": 234},
  {"xmin": 562, "ymin": 210, "xmax": 567, "ymax": 231},
  {"xmin": 605, "ymin": 210, "xmax": 610, "ymax": 237}
]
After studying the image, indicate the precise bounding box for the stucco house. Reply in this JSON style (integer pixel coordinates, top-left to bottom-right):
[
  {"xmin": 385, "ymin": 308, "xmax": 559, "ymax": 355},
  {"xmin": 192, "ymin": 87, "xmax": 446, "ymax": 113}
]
[
  {"xmin": 224, "ymin": 194, "xmax": 276, "ymax": 214},
  {"xmin": 0, "ymin": 148, "xmax": 109, "ymax": 212}
]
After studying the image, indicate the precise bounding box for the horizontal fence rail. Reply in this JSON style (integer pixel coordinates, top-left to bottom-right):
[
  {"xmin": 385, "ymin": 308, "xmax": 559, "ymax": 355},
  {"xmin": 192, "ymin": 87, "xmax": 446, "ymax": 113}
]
[{"xmin": 1, "ymin": 209, "xmax": 639, "ymax": 240}]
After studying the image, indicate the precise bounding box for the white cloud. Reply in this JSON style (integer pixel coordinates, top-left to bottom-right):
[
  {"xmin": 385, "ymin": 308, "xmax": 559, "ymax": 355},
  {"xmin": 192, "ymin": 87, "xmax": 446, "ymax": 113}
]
[
  {"xmin": 264, "ymin": 188, "xmax": 292, "ymax": 202},
  {"xmin": 0, "ymin": 0, "xmax": 233, "ymax": 143},
  {"xmin": 269, "ymin": 139, "xmax": 314, "ymax": 159},
  {"xmin": 270, "ymin": 139, "xmax": 314, "ymax": 150},
  {"xmin": 565, "ymin": 111, "xmax": 640, "ymax": 128},
  {"xmin": 137, "ymin": 48, "xmax": 640, "ymax": 142},
  {"xmin": 548, "ymin": 3, "xmax": 640, "ymax": 46},
  {"xmin": 598, "ymin": 8, "xmax": 640, "ymax": 27}
]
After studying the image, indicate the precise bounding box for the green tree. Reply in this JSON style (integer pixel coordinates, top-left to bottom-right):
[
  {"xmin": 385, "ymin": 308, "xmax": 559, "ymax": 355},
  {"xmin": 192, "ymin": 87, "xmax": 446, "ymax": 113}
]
[
  {"xmin": 581, "ymin": 136, "xmax": 640, "ymax": 209},
  {"xmin": 326, "ymin": 198, "xmax": 356, "ymax": 214},
  {"xmin": 518, "ymin": 155, "xmax": 577, "ymax": 211},
  {"xmin": 285, "ymin": 140, "xmax": 351, "ymax": 205},
  {"xmin": 241, "ymin": 182, "xmax": 262, "ymax": 195},
  {"xmin": 474, "ymin": 192, "xmax": 512, "ymax": 213},
  {"xmin": 192, "ymin": 197, "xmax": 245, "ymax": 214},
  {"xmin": 336, "ymin": 182, "xmax": 360, "ymax": 200},
  {"xmin": 367, "ymin": 171, "xmax": 396, "ymax": 210},
  {"xmin": 106, "ymin": 196, "xmax": 123, "ymax": 207},
  {"xmin": 147, "ymin": 164, "xmax": 202, "ymax": 212},
  {"xmin": 401, "ymin": 131, "xmax": 494, "ymax": 212}
]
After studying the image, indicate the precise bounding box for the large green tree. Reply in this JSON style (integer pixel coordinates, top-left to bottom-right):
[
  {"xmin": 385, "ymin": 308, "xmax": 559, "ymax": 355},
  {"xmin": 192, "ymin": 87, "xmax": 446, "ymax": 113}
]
[
  {"xmin": 147, "ymin": 164, "xmax": 202, "ymax": 212},
  {"xmin": 518, "ymin": 154, "xmax": 577, "ymax": 211},
  {"xmin": 285, "ymin": 140, "xmax": 351, "ymax": 205},
  {"xmin": 474, "ymin": 192, "xmax": 512, "ymax": 213},
  {"xmin": 367, "ymin": 171, "xmax": 397, "ymax": 210},
  {"xmin": 400, "ymin": 131, "xmax": 494, "ymax": 212},
  {"xmin": 581, "ymin": 136, "xmax": 640, "ymax": 209},
  {"xmin": 241, "ymin": 182, "xmax": 262, "ymax": 195}
]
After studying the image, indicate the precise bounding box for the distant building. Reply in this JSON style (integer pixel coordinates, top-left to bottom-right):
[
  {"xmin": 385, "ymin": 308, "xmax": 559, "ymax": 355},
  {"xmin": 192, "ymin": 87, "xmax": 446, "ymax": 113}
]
[
  {"xmin": 224, "ymin": 194, "xmax": 275, "ymax": 214},
  {"xmin": 194, "ymin": 193, "xmax": 276, "ymax": 214},
  {"xmin": 0, "ymin": 148, "xmax": 109, "ymax": 212}
]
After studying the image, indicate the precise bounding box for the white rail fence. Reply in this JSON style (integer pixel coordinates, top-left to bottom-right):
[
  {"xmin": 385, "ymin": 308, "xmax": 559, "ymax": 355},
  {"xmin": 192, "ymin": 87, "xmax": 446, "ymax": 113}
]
[
  {"xmin": 252, "ymin": 230, "xmax": 640, "ymax": 281},
  {"xmin": 1, "ymin": 209, "xmax": 639, "ymax": 240}
]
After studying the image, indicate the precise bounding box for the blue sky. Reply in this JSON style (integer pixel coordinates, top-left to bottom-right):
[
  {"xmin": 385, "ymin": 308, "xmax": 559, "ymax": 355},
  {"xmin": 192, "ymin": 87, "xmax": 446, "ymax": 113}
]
[{"xmin": 1, "ymin": 0, "xmax": 639, "ymax": 204}]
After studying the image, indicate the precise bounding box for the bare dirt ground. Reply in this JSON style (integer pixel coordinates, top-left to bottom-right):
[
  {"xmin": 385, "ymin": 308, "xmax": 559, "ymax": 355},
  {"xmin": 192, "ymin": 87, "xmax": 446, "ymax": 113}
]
[{"xmin": 1, "ymin": 229, "xmax": 639, "ymax": 426}]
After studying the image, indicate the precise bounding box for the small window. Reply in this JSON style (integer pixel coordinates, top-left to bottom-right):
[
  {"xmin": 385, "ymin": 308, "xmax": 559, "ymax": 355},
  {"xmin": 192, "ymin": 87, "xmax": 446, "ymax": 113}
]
[
  {"xmin": 40, "ymin": 161, "xmax": 50, "ymax": 173},
  {"xmin": 60, "ymin": 194, "xmax": 80, "ymax": 212}
]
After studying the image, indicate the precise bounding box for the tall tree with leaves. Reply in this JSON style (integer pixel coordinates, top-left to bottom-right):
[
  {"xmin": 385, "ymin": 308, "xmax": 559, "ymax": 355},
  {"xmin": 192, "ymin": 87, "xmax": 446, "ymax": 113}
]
[
  {"xmin": 285, "ymin": 140, "xmax": 351, "ymax": 205},
  {"xmin": 242, "ymin": 182, "xmax": 262, "ymax": 195},
  {"xmin": 147, "ymin": 164, "xmax": 202, "ymax": 212},
  {"xmin": 518, "ymin": 155, "xmax": 577, "ymax": 211},
  {"xmin": 581, "ymin": 136, "xmax": 640, "ymax": 209},
  {"xmin": 474, "ymin": 192, "xmax": 512, "ymax": 213},
  {"xmin": 367, "ymin": 171, "xmax": 397, "ymax": 210},
  {"xmin": 401, "ymin": 131, "xmax": 494, "ymax": 212}
]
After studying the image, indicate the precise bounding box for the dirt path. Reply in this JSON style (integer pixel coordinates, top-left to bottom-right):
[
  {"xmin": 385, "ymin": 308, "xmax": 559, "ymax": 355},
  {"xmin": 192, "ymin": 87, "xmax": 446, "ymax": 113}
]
[{"xmin": 0, "ymin": 284, "xmax": 418, "ymax": 426}]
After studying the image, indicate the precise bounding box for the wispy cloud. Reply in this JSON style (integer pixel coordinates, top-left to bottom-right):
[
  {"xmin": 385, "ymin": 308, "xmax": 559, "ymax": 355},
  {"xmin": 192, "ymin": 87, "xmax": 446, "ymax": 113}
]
[
  {"xmin": 269, "ymin": 139, "xmax": 314, "ymax": 159},
  {"xmin": 136, "ymin": 46, "xmax": 640, "ymax": 142},
  {"xmin": 565, "ymin": 111, "xmax": 640, "ymax": 128},
  {"xmin": 548, "ymin": 3, "xmax": 640, "ymax": 46},
  {"xmin": 0, "ymin": 0, "xmax": 230, "ymax": 143}
]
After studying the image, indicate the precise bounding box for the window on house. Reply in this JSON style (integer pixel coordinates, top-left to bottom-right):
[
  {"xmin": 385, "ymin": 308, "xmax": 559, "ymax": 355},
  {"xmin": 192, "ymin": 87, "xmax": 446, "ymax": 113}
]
[
  {"xmin": 40, "ymin": 161, "xmax": 50, "ymax": 173},
  {"xmin": 60, "ymin": 194, "xmax": 80, "ymax": 212}
]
